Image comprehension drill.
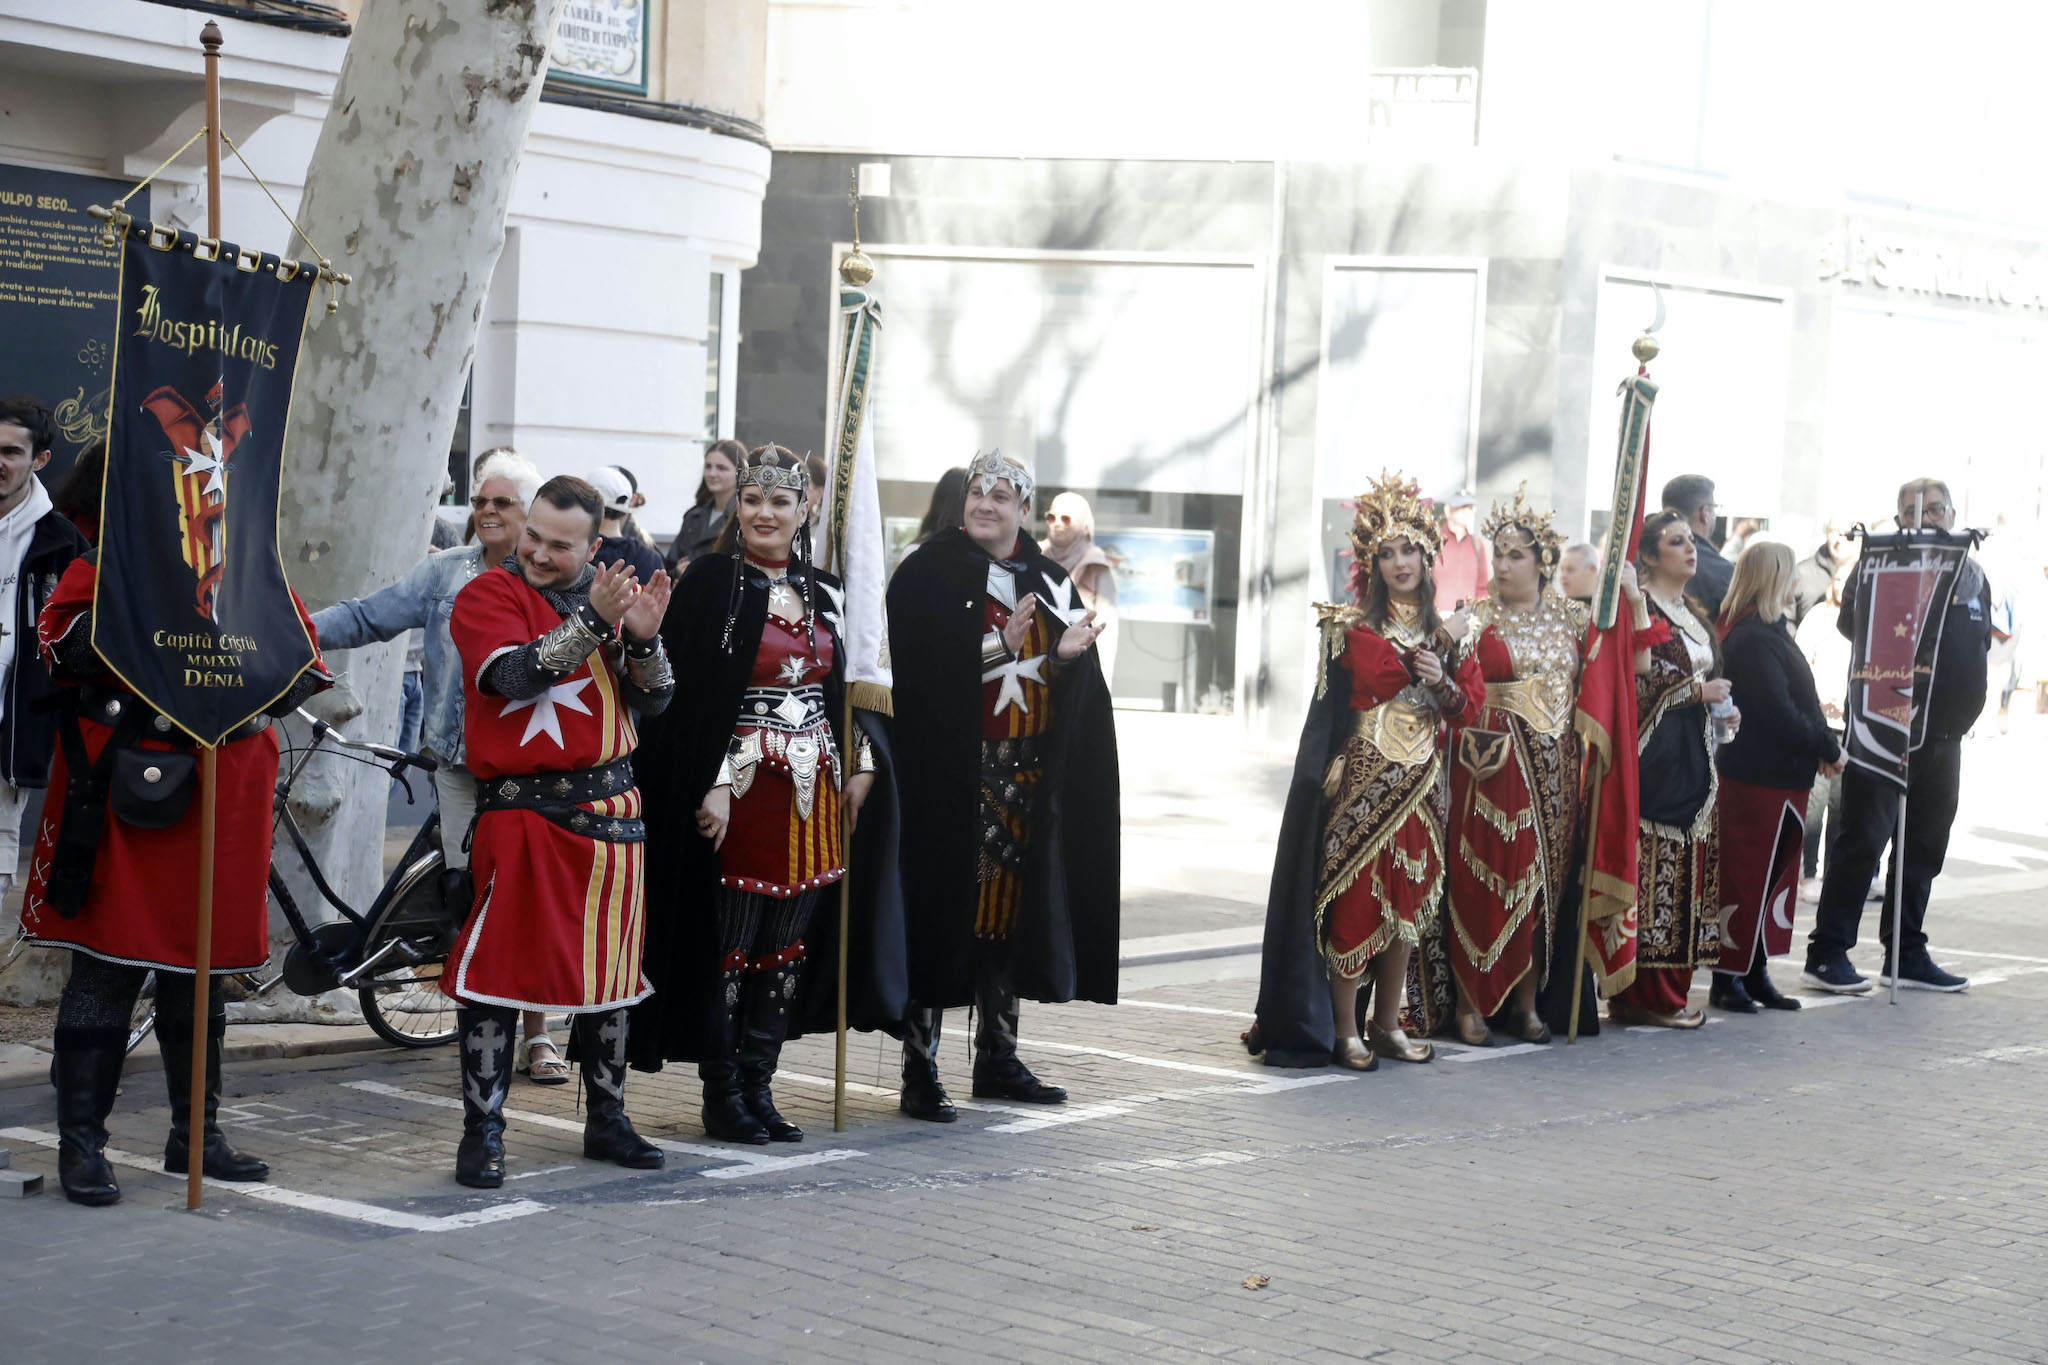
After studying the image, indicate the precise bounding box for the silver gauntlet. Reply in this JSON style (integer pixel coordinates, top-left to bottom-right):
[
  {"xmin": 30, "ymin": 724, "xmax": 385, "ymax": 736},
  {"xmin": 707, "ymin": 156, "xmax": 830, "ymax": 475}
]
[
  {"xmin": 981, "ymin": 628, "xmax": 1011, "ymax": 670},
  {"xmin": 626, "ymin": 644, "xmax": 673, "ymax": 691},
  {"xmin": 535, "ymin": 612, "xmax": 604, "ymax": 675}
]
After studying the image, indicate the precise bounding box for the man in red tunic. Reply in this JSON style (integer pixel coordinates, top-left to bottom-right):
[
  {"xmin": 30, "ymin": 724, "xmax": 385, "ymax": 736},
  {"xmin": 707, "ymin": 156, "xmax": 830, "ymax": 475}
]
[
  {"xmin": 19, "ymin": 554, "xmax": 330, "ymax": 1205},
  {"xmin": 445, "ymin": 475, "xmax": 674, "ymax": 1188}
]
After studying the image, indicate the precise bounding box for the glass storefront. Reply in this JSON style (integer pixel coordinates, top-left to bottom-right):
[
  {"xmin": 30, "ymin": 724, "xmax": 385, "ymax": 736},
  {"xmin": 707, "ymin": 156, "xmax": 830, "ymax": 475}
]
[{"xmin": 861, "ymin": 248, "xmax": 1262, "ymax": 710}]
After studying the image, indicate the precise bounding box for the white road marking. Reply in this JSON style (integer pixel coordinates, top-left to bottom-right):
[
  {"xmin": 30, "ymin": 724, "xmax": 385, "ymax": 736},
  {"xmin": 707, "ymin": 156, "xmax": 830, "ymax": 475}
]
[
  {"xmin": 1017, "ymin": 1038, "xmax": 1270, "ymax": 1080},
  {"xmin": 343, "ymin": 1081, "xmax": 864, "ymax": 1178},
  {"xmin": 0, "ymin": 1126, "xmax": 547, "ymax": 1233},
  {"xmin": 1933, "ymin": 948, "xmax": 2048, "ymax": 966},
  {"xmin": 1115, "ymin": 999, "xmax": 1258, "ymax": 1020},
  {"xmin": 1438, "ymin": 1041, "xmax": 1550, "ymax": 1063}
]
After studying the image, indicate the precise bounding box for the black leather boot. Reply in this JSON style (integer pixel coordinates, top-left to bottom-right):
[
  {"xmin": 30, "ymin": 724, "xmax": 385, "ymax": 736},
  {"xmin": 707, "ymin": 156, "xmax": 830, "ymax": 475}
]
[
  {"xmin": 969, "ymin": 955, "xmax": 1065, "ymax": 1103},
  {"xmin": 52, "ymin": 1027, "xmax": 123, "ymax": 1207},
  {"xmin": 573, "ymin": 1010, "xmax": 663, "ymax": 1169},
  {"xmin": 701, "ymin": 968, "xmax": 768, "ymax": 1144},
  {"xmin": 161, "ymin": 998, "xmax": 268, "ymax": 1182},
  {"xmin": 1744, "ymin": 957, "xmax": 1801, "ymax": 1011},
  {"xmin": 1708, "ymin": 971, "xmax": 1758, "ymax": 1014},
  {"xmin": 737, "ymin": 964, "xmax": 803, "ymax": 1142},
  {"xmin": 898, "ymin": 1006, "xmax": 957, "ymax": 1123},
  {"xmin": 456, "ymin": 1006, "xmax": 516, "ymax": 1188}
]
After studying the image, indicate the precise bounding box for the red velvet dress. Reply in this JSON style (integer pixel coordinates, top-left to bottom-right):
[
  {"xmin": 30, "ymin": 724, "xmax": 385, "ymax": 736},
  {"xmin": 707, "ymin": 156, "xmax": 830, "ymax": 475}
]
[
  {"xmin": 717, "ymin": 614, "xmax": 844, "ymax": 899},
  {"xmin": 1317, "ymin": 610, "xmax": 1483, "ymax": 979},
  {"xmin": 17, "ymin": 558, "xmax": 327, "ymax": 974}
]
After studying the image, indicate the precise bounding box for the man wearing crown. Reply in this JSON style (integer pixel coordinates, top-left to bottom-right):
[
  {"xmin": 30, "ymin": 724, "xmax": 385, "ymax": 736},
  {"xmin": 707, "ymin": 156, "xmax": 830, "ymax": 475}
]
[
  {"xmin": 886, "ymin": 450, "xmax": 1120, "ymax": 1121},
  {"xmin": 443, "ymin": 474, "xmax": 674, "ymax": 1187},
  {"xmin": 1246, "ymin": 472, "xmax": 1483, "ymax": 1069}
]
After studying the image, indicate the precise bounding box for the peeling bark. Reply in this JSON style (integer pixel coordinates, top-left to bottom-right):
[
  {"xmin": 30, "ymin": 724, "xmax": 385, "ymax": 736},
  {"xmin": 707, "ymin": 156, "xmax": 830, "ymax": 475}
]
[{"xmin": 265, "ymin": 0, "xmax": 566, "ymax": 1014}]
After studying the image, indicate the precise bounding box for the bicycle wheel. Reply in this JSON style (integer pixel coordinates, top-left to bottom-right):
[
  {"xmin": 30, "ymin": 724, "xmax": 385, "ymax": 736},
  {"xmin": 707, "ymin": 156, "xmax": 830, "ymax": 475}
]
[{"xmin": 355, "ymin": 849, "xmax": 463, "ymax": 1049}]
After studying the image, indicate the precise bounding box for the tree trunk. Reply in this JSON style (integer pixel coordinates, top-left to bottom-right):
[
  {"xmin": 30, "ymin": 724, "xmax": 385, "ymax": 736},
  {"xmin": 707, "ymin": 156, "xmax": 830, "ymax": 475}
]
[{"xmin": 260, "ymin": 0, "xmax": 564, "ymax": 1019}]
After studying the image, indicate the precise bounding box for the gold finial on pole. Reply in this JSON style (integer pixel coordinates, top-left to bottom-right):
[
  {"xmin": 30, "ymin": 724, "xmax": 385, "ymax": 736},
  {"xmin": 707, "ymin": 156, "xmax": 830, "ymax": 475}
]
[
  {"xmin": 839, "ymin": 168, "xmax": 874, "ymax": 287},
  {"xmin": 1631, "ymin": 331, "xmax": 1661, "ymax": 365}
]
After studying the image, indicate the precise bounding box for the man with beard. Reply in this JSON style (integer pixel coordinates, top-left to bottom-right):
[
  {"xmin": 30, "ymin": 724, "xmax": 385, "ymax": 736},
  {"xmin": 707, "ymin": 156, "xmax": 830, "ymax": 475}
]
[
  {"xmin": 888, "ymin": 450, "xmax": 1120, "ymax": 1121},
  {"xmin": 445, "ymin": 475, "xmax": 674, "ymax": 1186}
]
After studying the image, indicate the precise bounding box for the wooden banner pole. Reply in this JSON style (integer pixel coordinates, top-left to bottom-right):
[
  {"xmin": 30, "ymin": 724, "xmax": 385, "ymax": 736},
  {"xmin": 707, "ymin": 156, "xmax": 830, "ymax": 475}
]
[
  {"xmin": 186, "ymin": 19, "xmax": 225, "ymax": 1213},
  {"xmin": 833, "ymin": 688, "xmax": 852, "ymax": 1133}
]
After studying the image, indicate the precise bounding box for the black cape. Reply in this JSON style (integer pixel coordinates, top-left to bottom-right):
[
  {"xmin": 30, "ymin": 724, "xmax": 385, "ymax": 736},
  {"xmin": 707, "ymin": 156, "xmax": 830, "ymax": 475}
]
[
  {"xmin": 1246, "ymin": 641, "xmax": 1354, "ymax": 1067},
  {"xmin": 888, "ymin": 528, "xmax": 1120, "ymax": 1008},
  {"xmin": 626, "ymin": 554, "xmax": 908, "ymax": 1071}
]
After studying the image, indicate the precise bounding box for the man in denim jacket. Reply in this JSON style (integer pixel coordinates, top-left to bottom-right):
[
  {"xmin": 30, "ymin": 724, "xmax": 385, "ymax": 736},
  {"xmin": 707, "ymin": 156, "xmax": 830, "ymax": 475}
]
[{"xmin": 309, "ymin": 449, "xmax": 568, "ymax": 1079}]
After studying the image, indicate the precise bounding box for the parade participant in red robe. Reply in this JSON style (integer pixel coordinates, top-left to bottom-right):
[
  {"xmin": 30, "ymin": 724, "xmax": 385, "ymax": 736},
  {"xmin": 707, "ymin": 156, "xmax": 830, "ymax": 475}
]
[
  {"xmin": 445, "ymin": 476, "xmax": 674, "ymax": 1189},
  {"xmin": 19, "ymin": 554, "xmax": 330, "ymax": 1205},
  {"xmin": 628, "ymin": 445, "xmax": 888, "ymax": 1146},
  {"xmin": 1423, "ymin": 488, "xmax": 1589, "ymax": 1045},
  {"xmin": 1611, "ymin": 509, "xmax": 1736, "ymax": 1028},
  {"xmin": 1246, "ymin": 472, "xmax": 1481, "ymax": 1070}
]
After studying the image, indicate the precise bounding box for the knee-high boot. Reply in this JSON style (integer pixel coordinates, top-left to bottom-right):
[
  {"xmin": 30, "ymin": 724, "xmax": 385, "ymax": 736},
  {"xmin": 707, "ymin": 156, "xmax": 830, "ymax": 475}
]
[
  {"xmin": 52, "ymin": 1026, "xmax": 124, "ymax": 1207},
  {"xmin": 161, "ymin": 991, "xmax": 268, "ymax": 1182},
  {"xmin": 738, "ymin": 963, "xmax": 802, "ymax": 1142},
  {"xmin": 455, "ymin": 1005, "xmax": 516, "ymax": 1188},
  {"xmin": 700, "ymin": 966, "xmax": 768, "ymax": 1144},
  {"xmin": 573, "ymin": 1009, "xmax": 663, "ymax": 1168},
  {"xmin": 898, "ymin": 1005, "xmax": 956, "ymax": 1122}
]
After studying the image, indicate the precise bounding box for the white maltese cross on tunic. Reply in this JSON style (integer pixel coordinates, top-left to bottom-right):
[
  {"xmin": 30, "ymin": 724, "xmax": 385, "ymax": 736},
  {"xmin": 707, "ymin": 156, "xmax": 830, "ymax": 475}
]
[{"xmin": 500, "ymin": 677, "xmax": 594, "ymax": 748}]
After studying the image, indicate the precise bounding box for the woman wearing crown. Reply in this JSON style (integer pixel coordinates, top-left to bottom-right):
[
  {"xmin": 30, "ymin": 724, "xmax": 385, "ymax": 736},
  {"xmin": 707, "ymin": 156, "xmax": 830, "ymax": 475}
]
[
  {"xmin": 627, "ymin": 444, "xmax": 897, "ymax": 1145},
  {"xmin": 1609, "ymin": 507, "xmax": 1737, "ymax": 1028},
  {"xmin": 1246, "ymin": 473, "xmax": 1483, "ymax": 1069},
  {"xmin": 1422, "ymin": 486, "xmax": 1605, "ymax": 1046}
]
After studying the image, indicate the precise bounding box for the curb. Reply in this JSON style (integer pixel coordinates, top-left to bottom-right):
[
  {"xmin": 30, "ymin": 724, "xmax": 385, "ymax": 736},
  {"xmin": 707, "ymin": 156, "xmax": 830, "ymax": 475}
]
[{"xmin": 0, "ymin": 1023, "xmax": 393, "ymax": 1092}]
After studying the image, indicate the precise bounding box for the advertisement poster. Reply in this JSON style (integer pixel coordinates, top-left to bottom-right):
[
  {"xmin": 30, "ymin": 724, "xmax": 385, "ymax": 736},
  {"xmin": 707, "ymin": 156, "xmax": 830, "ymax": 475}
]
[
  {"xmin": 0, "ymin": 164, "xmax": 146, "ymax": 478},
  {"xmin": 1095, "ymin": 527, "xmax": 1215, "ymax": 624}
]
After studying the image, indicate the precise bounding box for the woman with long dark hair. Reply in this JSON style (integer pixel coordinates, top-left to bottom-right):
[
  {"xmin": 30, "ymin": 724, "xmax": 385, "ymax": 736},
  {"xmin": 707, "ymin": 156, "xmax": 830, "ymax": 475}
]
[
  {"xmin": 910, "ymin": 467, "xmax": 968, "ymax": 548},
  {"xmin": 1712, "ymin": 542, "xmax": 1842, "ymax": 1012},
  {"xmin": 1245, "ymin": 472, "xmax": 1481, "ymax": 1069},
  {"xmin": 666, "ymin": 439, "xmax": 743, "ymax": 573},
  {"xmin": 1610, "ymin": 508, "xmax": 1738, "ymax": 1028},
  {"xmin": 630, "ymin": 445, "xmax": 880, "ymax": 1144}
]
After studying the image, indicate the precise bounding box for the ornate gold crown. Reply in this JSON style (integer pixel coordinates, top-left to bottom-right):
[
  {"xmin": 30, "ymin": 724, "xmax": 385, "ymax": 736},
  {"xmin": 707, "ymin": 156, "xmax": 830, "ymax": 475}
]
[
  {"xmin": 1348, "ymin": 470, "xmax": 1441, "ymax": 564},
  {"xmin": 1480, "ymin": 481, "xmax": 1565, "ymax": 571},
  {"xmin": 736, "ymin": 444, "xmax": 809, "ymax": 495}
]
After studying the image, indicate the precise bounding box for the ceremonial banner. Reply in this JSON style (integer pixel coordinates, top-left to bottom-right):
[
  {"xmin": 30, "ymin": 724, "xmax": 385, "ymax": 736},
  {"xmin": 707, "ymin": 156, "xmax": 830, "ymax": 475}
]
[
  {"xmin": 1840, "ymin": 529, "xmax": 1973, "ymax": 787},
  {"xmin": 95, "ymin": 224, "xmax": 319, "ymax": 746},
  {"xmin": 1572, "ymin": 369, "xmax": 1658, "ymax": 997},
  {"xmin": 822, "ymin": 283, "xmax": 893, "ymax": 712}
]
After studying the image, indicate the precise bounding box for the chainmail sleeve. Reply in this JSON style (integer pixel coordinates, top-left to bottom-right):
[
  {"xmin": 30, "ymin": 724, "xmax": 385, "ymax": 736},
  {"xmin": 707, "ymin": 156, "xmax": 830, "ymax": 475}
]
[
  {"xmin": 46, "ymin": 610, "xmax": 109, "ymax": 682},
  {"xmin": 479, "ymin": 603, "xmax": 607, "ymax": 700},
  {"xmin": 264, "ymin": 665, "xmax": 333, "ymax": 718}
]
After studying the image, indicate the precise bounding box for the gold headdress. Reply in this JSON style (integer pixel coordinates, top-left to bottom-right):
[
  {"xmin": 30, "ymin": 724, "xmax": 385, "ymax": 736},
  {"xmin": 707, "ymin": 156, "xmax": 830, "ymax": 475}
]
[
  {"xmin": 1480, "ymin": 481, "xmax": 1565, "ymax": 573},
  {"xmin": 1347, "ymin": 470, "xmax": 1442, "ymax": 565}
]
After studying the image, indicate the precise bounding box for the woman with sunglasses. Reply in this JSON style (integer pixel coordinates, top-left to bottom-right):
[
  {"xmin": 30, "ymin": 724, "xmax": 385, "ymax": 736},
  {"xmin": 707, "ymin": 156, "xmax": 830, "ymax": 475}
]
[
  {"xmin": 308, "ymin": 450, "xmax": 571, "ymax": 1083},
  {"xmin": 1042, "ymin": 492, "xmax": 1121, "ymax": 685}
]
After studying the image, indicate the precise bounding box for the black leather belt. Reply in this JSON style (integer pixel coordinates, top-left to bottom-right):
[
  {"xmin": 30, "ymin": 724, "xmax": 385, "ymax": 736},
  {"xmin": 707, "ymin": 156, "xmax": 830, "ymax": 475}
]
[
  {"xmin": 77, "ymin": 682, "xmax": 269, "ymax": 742},
  {"xmin": 476, "ymin": 757, "xmax": 643, "ymax": 843}
]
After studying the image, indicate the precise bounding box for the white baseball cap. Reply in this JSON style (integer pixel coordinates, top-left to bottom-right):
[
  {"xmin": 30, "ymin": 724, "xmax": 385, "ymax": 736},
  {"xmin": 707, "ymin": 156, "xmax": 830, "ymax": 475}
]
[{"xmin": 585, "ymin": 465, "xmax": 633, "ymax": 513}]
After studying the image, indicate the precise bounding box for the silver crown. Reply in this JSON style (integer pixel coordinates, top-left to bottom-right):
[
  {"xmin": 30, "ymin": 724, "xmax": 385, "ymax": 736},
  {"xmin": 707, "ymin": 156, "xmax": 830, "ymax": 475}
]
[
  {"xmin": 735, "ymin": 447, "xmax": 810, "ymax": 495},
  {"xmin": 966, "ymin": 448, "xmax": 1034, "ymax": 504}
]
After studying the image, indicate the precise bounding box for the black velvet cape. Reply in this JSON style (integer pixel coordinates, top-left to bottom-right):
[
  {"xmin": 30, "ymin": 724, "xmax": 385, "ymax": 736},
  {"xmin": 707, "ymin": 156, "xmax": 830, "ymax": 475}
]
[
  {"xmin": 1245, "ymin": 641, "xmax": 1356, "ymax": 1067},
  {"xmin": 887, "ymin": 527, "xmax": 1121, "ymax": 1009},
  {"xmin": 625, "ymin": 554, "xmax": 908, "ymax": 1071}
]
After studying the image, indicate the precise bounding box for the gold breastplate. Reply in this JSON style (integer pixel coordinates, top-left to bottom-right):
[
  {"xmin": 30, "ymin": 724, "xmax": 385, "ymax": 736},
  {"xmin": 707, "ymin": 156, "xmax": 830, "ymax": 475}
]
[{"xmin": 1478, "ymin": 593, "xmax": 1580, "ymax": 736}]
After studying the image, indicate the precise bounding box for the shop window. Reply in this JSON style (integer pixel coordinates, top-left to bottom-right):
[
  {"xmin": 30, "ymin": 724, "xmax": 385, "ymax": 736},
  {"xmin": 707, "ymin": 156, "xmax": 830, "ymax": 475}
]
[
  {"xmin": 444, "ymin": 369, "xmax": 473, "ymax": 504},
  {"xmin": 860, "ymin": 250, "xmax": 1261, "ymax": 712}
]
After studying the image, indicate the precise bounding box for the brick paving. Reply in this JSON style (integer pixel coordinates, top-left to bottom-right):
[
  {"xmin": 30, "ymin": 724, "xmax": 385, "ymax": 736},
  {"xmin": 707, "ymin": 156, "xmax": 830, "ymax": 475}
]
[{"xmin": 3, "ymin": 719, "xmax": 2045, "ymax": 1362}]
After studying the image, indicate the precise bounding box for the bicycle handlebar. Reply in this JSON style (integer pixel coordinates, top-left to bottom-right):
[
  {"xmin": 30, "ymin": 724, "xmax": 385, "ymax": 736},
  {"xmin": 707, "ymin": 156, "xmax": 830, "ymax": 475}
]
[{"xmin": 293, "ymin": 708, "xmax": 439, "ymax": 773}]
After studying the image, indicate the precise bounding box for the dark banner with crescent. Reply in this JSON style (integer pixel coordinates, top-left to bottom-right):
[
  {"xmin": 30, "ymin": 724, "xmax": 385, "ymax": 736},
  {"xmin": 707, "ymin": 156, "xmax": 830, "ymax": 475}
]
[
  {"xmin": 1841, "ymin": 529, "xmax": 1973, "ymax": 789},
  {"xmin": 92, "ymin": 224, "xmax": 318, "ymax": 746}
]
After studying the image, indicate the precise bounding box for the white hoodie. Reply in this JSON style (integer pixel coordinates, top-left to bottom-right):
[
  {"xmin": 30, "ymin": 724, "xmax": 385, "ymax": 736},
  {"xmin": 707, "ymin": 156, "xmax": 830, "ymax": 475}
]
[{"xmin": 0, "ymin": 472, "xmax": 54, "ymax": 729}]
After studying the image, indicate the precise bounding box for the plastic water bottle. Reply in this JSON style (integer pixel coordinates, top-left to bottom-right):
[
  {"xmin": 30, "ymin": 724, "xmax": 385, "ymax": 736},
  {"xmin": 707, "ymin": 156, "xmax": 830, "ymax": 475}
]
[{"xmin": 1709, "ymin": 696, "xmax": 1736, "ymax": 747}]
